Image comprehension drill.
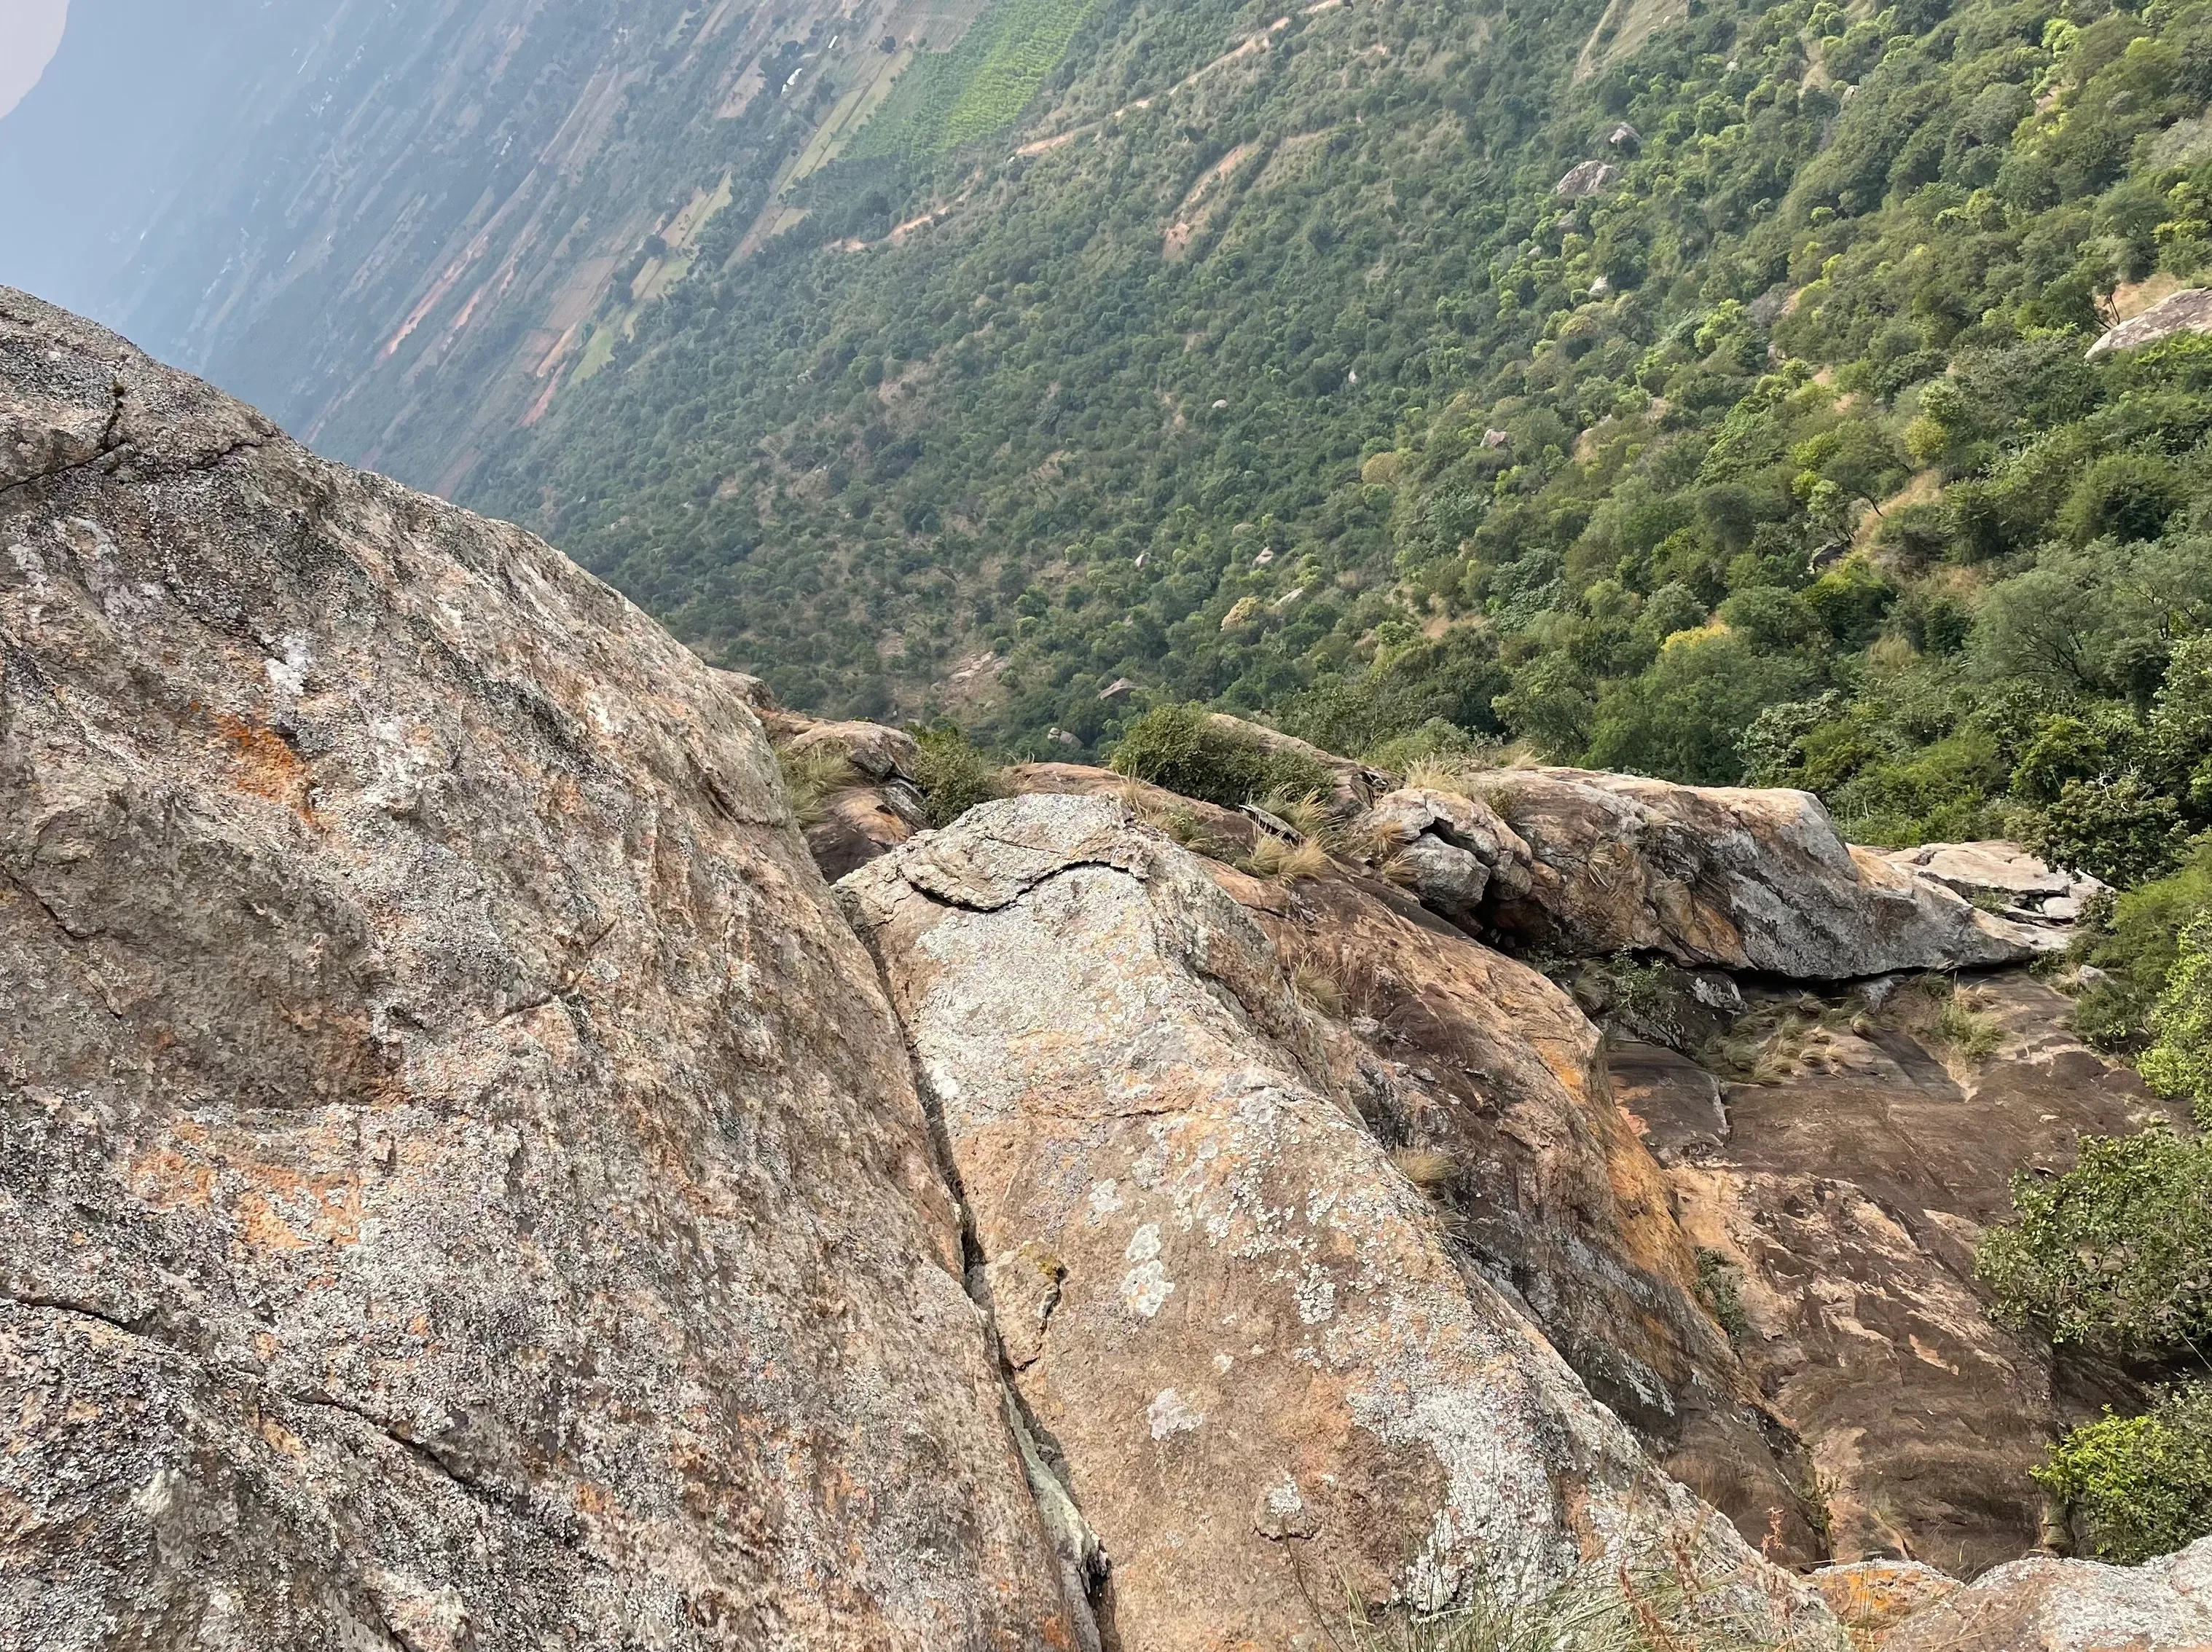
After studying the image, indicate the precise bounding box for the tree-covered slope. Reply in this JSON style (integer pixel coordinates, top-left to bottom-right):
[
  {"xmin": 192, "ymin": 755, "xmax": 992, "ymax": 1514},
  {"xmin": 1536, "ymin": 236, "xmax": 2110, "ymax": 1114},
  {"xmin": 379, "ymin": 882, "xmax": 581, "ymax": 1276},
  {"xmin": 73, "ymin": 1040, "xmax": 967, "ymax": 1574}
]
[{"xmin": 469, "ymin": 0, "xmax": 2212, "ymax": 905}]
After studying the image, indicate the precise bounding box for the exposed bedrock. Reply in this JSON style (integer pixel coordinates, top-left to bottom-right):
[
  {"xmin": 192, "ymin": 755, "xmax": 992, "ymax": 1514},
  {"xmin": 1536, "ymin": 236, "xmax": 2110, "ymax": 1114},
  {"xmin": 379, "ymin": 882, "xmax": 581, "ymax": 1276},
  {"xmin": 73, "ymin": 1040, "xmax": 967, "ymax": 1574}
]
[{"xmin": 0, "ymin": 288, "xmax": 1080, "ymax": 1651}]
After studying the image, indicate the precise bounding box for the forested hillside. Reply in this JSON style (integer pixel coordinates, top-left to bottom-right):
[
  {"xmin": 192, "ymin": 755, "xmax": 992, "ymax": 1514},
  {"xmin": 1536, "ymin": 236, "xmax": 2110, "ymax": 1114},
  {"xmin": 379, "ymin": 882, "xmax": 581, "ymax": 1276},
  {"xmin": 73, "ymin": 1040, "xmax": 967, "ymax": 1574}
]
[{"xmin": 467, "ymin": 0, "xmax": 2212, "ymax": 925}]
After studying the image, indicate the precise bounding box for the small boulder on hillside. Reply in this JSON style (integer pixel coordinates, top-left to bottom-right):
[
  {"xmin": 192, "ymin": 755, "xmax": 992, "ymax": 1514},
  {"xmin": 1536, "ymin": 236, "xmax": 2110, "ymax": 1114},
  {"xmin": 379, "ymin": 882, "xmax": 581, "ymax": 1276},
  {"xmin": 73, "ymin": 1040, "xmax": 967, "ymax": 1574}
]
[
  {"xmin": 1556, "ymin": 159, "xmax": 1617, "ymax": 197},
  {"xmin": 2087, "ymin": 287, "xmax": 2212, "ymax": 357},
  {"xmin": 1362, "ymin": 785, "xmax": 1535, "ymax": 923}
]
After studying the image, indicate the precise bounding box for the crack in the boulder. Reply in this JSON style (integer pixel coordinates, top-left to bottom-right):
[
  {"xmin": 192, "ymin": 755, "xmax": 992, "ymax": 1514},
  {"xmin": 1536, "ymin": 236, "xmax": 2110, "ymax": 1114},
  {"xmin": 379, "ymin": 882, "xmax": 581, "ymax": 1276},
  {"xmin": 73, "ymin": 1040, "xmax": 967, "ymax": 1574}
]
[
  {"xmin": 836, "ymin": 897, "xmax": 1111, "ymax": 1651},
  {"xmin": 906, "ymin": 849, "xmax": 1148, "ymax": 915},
  {"xmin": 0, "ymin": 869, "xmax": 94, "ymax": 942},
  {"xmin": 287, "ymin": 1391, "xmax": 535, "ymax": 1519},
  {"xmin": 0, "ymin": 422, "xmax": 270, "ymax": 503},
  {"xmin": 1, "ymin": 1287, "xmax": 162, "ymax": 1342}
]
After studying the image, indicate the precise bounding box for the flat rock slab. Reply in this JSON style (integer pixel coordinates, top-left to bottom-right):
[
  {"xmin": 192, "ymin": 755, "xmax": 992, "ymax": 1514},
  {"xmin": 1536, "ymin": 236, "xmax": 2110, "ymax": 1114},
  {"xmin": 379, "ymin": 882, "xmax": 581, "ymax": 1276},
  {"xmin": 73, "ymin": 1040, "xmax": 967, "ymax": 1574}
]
[
  {"xmin": 1671, "ymin": 973, "xmax": 2184, "ymax": 1574},
  {"xmin": 1886, "ymin": 1537, "xmax": 2212, "ymax": 1651}
]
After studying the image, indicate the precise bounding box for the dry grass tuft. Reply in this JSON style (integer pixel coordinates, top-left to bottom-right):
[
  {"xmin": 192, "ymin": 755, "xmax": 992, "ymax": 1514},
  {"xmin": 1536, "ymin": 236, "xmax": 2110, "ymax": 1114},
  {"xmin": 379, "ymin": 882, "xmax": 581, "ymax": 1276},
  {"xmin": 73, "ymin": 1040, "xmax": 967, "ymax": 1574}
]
[
  {"xmin": 1292, "ymin": 961, "xmax": 1348, "ymax": 1017},
  {"xmin": 1257, "ymin": 785, "xmax": 1336, "ymax": 838},
  {"xmin": 1248, "ymin": 833, "xmax": 1333, "ymax": 882},
  {"xmin": 1390, "ymin": 1147, "xmax": 1459, "ymax": 1192},
  {"xmin": 777, "ymin": 744, "xmax": 863, "ymax": 827}
]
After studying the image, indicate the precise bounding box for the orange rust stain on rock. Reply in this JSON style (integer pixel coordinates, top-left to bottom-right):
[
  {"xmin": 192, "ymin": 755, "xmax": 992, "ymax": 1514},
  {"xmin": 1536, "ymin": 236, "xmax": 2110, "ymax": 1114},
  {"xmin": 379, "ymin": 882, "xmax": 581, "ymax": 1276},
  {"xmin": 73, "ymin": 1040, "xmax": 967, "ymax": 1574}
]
[
  {"xmin": 212, "ymin": 712, "xmax": 316, "ymax": 819},
  {"xmin": 125, "ymin": 1145, "xmax": 219, "ymax": 1209},
  {"xmin": 128, "ymin": 1136, "xmax": 364, "ymax": 1251},
  {"xmin": 255, "ymin": 1413, "xmax": 309, "ymax": 1458},
  {"xmin": 237, "ymin": 1191, "xmax": 310, "ymax": 1251}
]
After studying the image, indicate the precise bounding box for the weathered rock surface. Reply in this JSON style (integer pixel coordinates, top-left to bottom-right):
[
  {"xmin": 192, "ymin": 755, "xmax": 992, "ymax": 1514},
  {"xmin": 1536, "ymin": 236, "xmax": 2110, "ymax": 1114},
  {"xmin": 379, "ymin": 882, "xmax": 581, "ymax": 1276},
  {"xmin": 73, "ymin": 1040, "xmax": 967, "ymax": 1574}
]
[
  {"xmin": 1650, "ymin": 974, "xmax": 2186, "ymax": 1575},
  {"xmin": 718, "ymin": 672, "xmax": 929, "ymax": 879},
  {"xmin": 1812, "ymin": 1559, "xmax": 1961, "ymax": 1644},
  {"xmin": 1886, "ymin": 1535, "xmax": 2212, "ymax": 1651},
  {"xmin": 2086, "ymin": 286, "xmax": 2212, "ymax": 357},
  {"xmin": 0, "ymin": 291, "xmax": 1080, "ymax": 1649},
  {"xmin": 1556, "ymin": 158, "xmax": 1619, "ymax": 196},
  {"xmin": 1879, "ymin": 840, "xmax": 2105, "ymax": 931},
  {"xmin": 1361, "ymin": 785, "xmax": 1536, "ymax": 924},
  {"xmin": 1472, "ymin": 768, "xmax": 2034, "ymax": 976},
  {"xmin": 993, "ymin": 765, "xmax": 1822, "ymax": 1559},
  {"xmin": 839, "ymin": 793, "xmax": 1840, "ymax": 1650},
  {"xmin": 1221, "ymin": 872, "xmax": 1827, "ymax": 1564}
]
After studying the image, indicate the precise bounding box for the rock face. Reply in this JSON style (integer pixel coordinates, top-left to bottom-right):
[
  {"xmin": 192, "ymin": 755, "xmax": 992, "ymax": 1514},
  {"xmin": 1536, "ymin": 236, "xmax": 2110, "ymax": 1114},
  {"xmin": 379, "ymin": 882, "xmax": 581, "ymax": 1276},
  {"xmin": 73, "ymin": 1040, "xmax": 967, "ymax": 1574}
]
[
  {"xmin": 1647, "ymin": 974, "xmax": 2185, "ymax": 1575},
  {"xmin": 1361, "ymin": 785, "xmax": 1535, "ymax": 924},
  {"xmin": 1886, "ymin": 1536, "xmax": 2212, "ymax": 1651},
  {"xmin": 1221, "ymin": 871, "xmax": 1827, "ymax": 1564},
  {"xmin": 0, "ymin": 290, "xmax": 1080, "ymax": 1649},
  {"xmin": 1556, "ymin": 159, "xmax": 1618, "ymax": 196},
  {"xmin": 719, "ymin": 672, "xmax": 930, "ymax": 880},
  {"xmin": 839, "ymin": 794, "xmax": 1838, "ymax": 1651},
  {"xmin": 1472, "ymin": 768, "xmax": 2033, "ymax": 976}
]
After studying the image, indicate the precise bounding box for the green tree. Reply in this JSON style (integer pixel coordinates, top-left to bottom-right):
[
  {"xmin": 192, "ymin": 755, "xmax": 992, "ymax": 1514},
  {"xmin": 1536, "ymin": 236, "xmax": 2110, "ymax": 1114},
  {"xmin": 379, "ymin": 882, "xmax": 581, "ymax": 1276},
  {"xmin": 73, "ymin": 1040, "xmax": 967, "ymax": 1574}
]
[{"xmin": 1977, "ymin": 1128, "xmax": 2212, "ymax": 1357}]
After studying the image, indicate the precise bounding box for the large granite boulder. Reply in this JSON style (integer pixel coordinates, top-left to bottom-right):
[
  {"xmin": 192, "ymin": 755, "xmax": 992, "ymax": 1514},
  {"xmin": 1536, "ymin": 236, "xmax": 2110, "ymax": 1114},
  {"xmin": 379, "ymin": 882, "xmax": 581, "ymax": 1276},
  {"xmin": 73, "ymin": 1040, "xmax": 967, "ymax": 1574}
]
[
  {"xmin": 1217, "ymin": 870, "xmax": 1827, "ymax": 1563},
  {"xmin": 0, "ymin": 290, "xmax": 1080, "ymax": 1649},
  {"xmin": 2087, "ymin": 286, "xmax": 2212, "ymax": 358},
  {"xmin": 1470, "ymin": 768, "xmax": 2034, "ymax": 976},
  {"xmin": 838, "ymin": 793, "xmax": 1841, "ymax": 1651}
]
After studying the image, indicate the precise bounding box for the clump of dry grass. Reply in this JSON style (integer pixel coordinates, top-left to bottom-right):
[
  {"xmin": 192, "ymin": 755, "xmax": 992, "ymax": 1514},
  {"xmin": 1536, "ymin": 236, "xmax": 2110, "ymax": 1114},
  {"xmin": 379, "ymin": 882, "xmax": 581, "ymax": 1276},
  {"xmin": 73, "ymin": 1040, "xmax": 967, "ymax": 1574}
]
[
  {"xmin": 1389, "ymin": 1146, "xmax": 1458, "ymax": 1192},
  {"xmin": 1932, "ymin": 988, "xmax": 2002, "ymax": 1061},
  {"xmin": 1292, "ymin": 961, "xmax": 1349, "ymax": 1017},
  {"xmin": 1247, "ymin": 832, "xmax": 1333, "ymax": 882},
  {"xmin": 1279, "ymin": 934, "xmax": 1386, "ymax": 1020},
  {"xmin": 1118, "ymin": 781, "xmax": 1229, "ymax": 854},
  {"xmin": 1257, "ymin": 785, "xmax": 1336, "ymax": 839},
  {"xmin": 777, "ymin": 744, "xmax": 863, "ymax": 827}
]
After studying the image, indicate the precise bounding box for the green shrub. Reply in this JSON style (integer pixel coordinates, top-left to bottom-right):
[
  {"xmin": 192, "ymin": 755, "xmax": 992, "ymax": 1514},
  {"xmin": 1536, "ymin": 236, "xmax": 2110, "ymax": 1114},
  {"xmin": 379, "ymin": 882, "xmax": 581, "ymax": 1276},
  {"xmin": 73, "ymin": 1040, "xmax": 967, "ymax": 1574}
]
[
  {"xmin": 2033, "ymin": 1383, "xmax": 2212, "ymax": 1563},
  {"xmin": 1976, "ymin": 1128, "xmax": 2212, "ymax": 1356},
  {"xmin": 2024, "ymin": 774, "xmax": 2186, "ymax": 888},
  {"xmin": 2141, "ymin": 915, "xmax": 2212, "ymax": 1111},
  {"xmin": 910, "ymin": 723, "xmax": 1006, "ymax": 828},
  {"xmin": 1107, "ymin": 704, "xmax": 1326, "ymax": 807},
  {"xmin": 2071, "ymin": 842, "xmax": 2212, "ymax": 1047},
  {"xmin": 1695, "ymin": 1249, "xmax": 1752, "ymax": 1346},
  {"xmin": 1365, "ymin": 717, "xmax": 1488, "ymax": 774}
]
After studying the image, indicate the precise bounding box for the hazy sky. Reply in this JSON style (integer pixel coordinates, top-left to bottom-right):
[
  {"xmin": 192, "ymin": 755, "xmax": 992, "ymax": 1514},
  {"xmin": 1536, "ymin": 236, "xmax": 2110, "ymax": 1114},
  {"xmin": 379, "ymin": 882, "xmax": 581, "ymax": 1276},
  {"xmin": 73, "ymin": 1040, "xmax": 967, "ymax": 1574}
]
[{"xmin": 0, "ymin": 0, "xmax": 68, "ymax": 120}]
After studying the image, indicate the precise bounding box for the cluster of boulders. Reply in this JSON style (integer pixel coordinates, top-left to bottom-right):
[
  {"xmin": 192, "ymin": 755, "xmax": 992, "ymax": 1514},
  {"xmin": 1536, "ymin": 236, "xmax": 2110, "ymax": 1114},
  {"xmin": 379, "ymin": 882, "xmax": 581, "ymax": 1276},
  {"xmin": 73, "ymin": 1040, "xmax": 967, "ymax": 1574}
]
[{"xmin": 7, "ymin": 288, "xmax": 2208, "ymax": 1651}]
